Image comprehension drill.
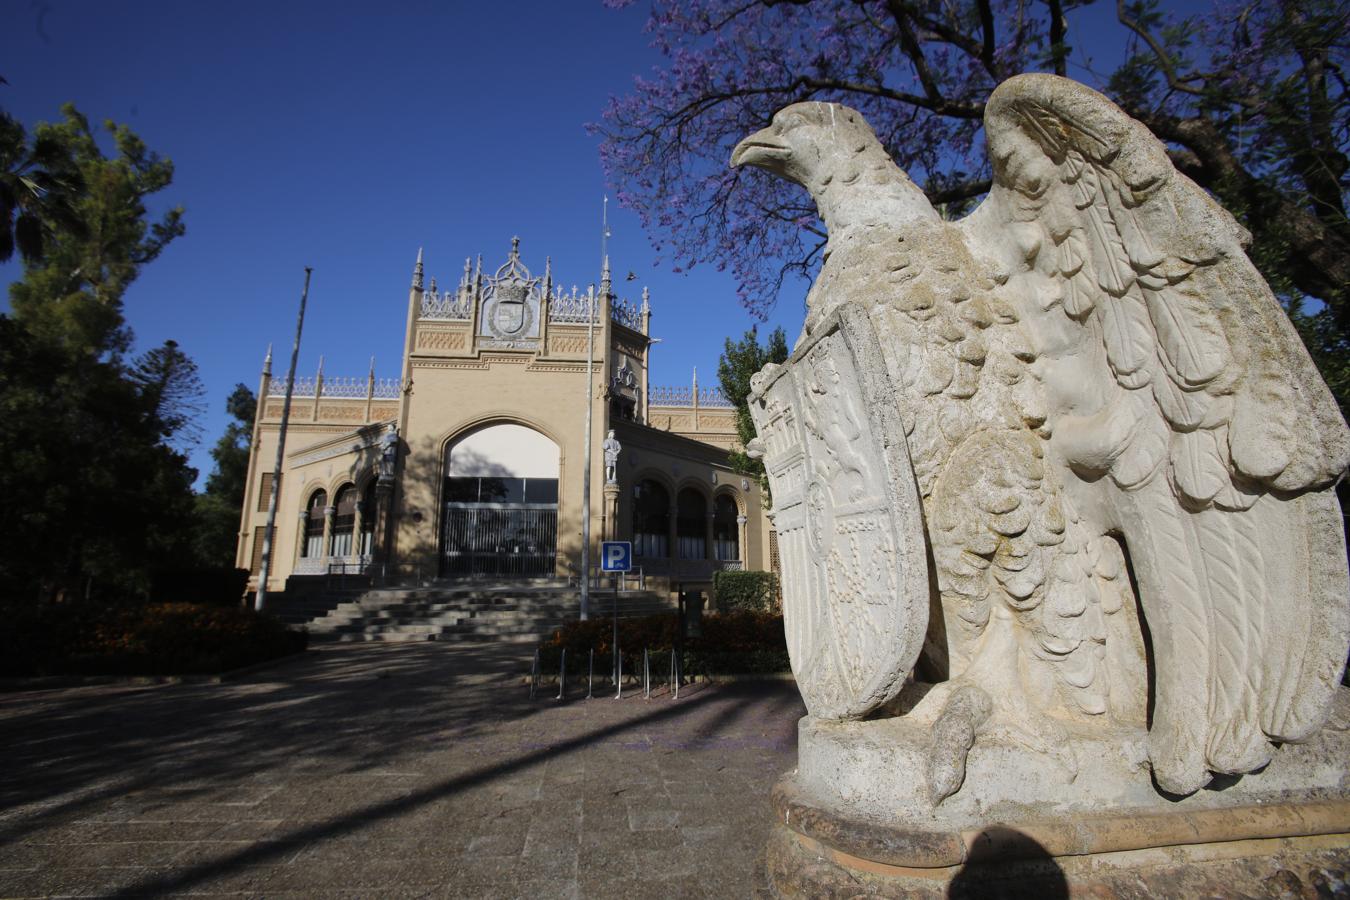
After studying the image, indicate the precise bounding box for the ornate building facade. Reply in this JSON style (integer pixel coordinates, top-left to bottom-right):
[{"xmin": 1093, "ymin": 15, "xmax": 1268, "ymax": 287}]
[{"xmin": 236, "ymin": 240, "xmax": 774, "ymax": 598}]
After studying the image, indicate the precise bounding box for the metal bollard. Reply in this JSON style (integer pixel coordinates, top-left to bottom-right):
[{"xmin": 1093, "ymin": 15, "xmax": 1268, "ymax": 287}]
[
  {"xmin": 587, "ymin": 649, "xmax": 594, "ymax": 699},
  {"xmin": 643, "ymin": 648, "xmax": 650, "ymax": 699},
  {"xmin": 669, "ymin": 650, "xmax": 675, "ymax": 697},
  {"xmin": 675, "ymin": 650, "xmax": 681, "ymax": 700},
  {"xmin": 556, "ymin": 648, "xmax": 567, "ymax": 701},
  {"xmin": 529, "ymin": 648, "xmax": 540, "ymax": 700}
]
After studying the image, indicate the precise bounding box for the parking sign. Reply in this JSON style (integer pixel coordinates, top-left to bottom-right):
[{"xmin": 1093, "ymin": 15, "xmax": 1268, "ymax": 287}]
[{"xmin": 600, "ymin": 541, "xmax": 632, "ymax": 572}]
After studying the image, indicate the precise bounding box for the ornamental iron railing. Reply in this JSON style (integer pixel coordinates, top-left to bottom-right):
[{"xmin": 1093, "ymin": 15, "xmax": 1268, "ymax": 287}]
[
  {"xmin": 647, "ymin": 385, "xmax": 733, "ymax": 408},
  {"xmin": 268, "ymin": 376, "xmax": 402, "ymax": 399}
]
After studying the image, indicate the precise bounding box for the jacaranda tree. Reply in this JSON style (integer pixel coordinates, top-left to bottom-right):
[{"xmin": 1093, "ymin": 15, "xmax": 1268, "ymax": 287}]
[{"xmin": 596, "ymin": 0, "xmax": 1349, "ymax": 353}]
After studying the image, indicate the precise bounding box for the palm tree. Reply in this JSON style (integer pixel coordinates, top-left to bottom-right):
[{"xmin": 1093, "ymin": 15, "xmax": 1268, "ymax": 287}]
[{"xmin": 0, "ymin": 109, "xmax": 85, "ymax": 265}]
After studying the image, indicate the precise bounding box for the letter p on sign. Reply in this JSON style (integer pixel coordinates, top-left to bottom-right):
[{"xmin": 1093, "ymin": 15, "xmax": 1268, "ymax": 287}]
[{"xmin": 601, "ymin": 541, "xmax": 632, "ymax": 572}]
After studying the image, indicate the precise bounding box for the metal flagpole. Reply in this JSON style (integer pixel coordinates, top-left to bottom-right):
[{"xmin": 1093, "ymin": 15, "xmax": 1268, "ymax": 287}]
[
  {"xmin": 581, "ymin": 281, "xmax": 596, "ymax": 621},
  {"xmin": 581, "ymin": 198, "xmax": 610, "ymax": 621},
  {"xmin": 256, "ymin": 267, "xmax": 313, "ymax": 612}
]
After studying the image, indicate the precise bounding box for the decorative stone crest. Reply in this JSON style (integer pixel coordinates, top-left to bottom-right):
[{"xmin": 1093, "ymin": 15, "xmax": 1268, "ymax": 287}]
[{"xmin": 478, "ymin": 237, "xmax": 542, "ymax": 348}]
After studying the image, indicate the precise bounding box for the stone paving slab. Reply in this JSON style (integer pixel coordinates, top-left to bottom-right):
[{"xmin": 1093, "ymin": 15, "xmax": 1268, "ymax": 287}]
[{"xmin": 0, "ymin": 643, "xmax": 804, "ymax": 898}]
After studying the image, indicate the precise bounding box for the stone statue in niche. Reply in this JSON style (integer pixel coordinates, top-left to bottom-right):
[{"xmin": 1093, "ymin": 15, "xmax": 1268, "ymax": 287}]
[
  {"xmin": 734, "ymin": 73, "xmax": 1350, "ymax": 818},
  {"xmin": 377, "ymin": 427, "xmax": 399, "ymax": 483},
  {"xmin": 602, "ymin": 430, "xmax": 621, "ymax": 485}
]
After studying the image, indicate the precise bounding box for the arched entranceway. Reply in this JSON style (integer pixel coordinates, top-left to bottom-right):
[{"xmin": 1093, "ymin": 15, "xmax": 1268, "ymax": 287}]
[
  {"xmin": 713, "ymin": 494, "xmax": 740, "ymax": 562},
  {"xmin": 441, "ymin": 422, "xmax": 560, "ymax": 576},
  {"xmin": 303, "ymin": 490, "xmax": 327, "ymax": 559},
  {"xmin": 633, "ymin": 479, "xmax": 671, "ymax": 559},
  {"xmin": 677, "ymin": 488, "xmax": 707, "ymax": 560},
  {"xmin": 330, "ymin": 484, "xmax": 357, "ymax": 557}
]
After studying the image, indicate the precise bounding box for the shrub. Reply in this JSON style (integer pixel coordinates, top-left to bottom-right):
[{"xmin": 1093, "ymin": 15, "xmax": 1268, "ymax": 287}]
[
  {"xmin": 0, "ymin": 599, "xmax": 306, "ymax": 677},
  {"xmin": 713, "ymin": 570, "xmax": 779, "ymax": 612},
  {"xmin": 539, "ymin": 609, "xmax": 788, "ymax": 675},
  {"xmin": 148, "ymin": 568, "xmax": 249, "ymax": 607}
]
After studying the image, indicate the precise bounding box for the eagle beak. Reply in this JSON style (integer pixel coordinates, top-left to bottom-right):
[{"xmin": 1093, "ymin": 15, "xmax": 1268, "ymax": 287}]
[{"xmin": 731, "ymin": 127, "xmax": 791, "ymax": 171}]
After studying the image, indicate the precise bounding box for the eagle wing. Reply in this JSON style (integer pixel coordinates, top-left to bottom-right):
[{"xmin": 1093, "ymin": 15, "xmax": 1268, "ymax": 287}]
[{"xmin": 961, "ymin": 74, "xmax": 1350, "ymax": 793}]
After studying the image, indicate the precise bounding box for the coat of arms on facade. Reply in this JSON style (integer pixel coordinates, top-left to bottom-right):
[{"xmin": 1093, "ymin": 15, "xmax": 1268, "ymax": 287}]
[{"xmin": 479, "ymin": 237, "xmax": 542, "ymax": 344}]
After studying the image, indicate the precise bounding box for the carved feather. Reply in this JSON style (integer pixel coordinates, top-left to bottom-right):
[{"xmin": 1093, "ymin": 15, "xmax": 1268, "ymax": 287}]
[
  {"xmin": 1152, "ymin": 368, "xmax": 1211, "ymax": 430},
  {"xmin": 1085, "ymin": 192, "xmax": 1134, "ymax": 297},
  {"xmin": 1171, "ymin": 427, "xmax": 1229, "ymax": 506},
  {"xmin": 1143, "ymin": 286, "xmax": 1228, "ymax": 389},
  {"xmin": 1101, "ymin": 292, "xmax": 1154, "ymax": 383},
  {"xmin": 1120, "ymin": 480, "xmax": 1213, "ymax": 793},
  {"xmin": 1193, "ymin": 507, "xmax": 1268, "ymax": 772},
  {"xmin": 1110, "ymin": 396, "xmax": 1168, "ymax": 489}
]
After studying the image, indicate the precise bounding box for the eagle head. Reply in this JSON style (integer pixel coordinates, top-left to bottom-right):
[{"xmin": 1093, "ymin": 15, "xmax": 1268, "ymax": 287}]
[
  {"xmin": 731, "ymin": 102, "xmax": 888, "ymax": 191},
  {"xmin": 732, "ymin": 102, "xmax": 937, "ymax": 238}
]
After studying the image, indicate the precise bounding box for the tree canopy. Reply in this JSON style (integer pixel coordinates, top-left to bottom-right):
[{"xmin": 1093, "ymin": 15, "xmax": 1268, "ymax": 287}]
[
  {"xmin": 0, "ymin": 105, "xmax": 196, "ymax": 601},
  {"xmin": 192, "ymin": 384, "xmax": 257, "ymax": 569},
  {"xmin": 8, "ymin": 104, "xmax": 184, "ymax": 356},
  {"xmin": 0, "ymin": 109, "xmax": 85, "ymax": 265},
  {"xmin": 717, "ymin": 325, "xmax": 789, "ymax": 495},
  {"xmin": 597, "ymin": 1, "xmax": 1349, "ymax": 358}
]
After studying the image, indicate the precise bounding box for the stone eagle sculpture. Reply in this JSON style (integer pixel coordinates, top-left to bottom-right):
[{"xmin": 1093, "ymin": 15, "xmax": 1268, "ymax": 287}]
[{"xmin": 732, "ymin": 74, "xmax": 1350, "ymax": 801}]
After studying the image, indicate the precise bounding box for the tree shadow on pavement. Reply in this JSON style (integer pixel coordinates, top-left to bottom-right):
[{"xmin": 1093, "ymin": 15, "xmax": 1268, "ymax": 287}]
[{"xmin": 0, "ymin": 642, "xmax": 804, "ymax": 897}]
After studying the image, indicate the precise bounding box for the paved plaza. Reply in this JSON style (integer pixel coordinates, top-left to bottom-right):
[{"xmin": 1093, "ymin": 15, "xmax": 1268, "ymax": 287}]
[{"xmin": 0, "ymin": 645, "xmax": 805, "ymax": 898}]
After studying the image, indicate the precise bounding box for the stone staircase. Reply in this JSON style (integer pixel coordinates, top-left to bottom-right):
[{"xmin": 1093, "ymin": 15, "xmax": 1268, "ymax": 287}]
[{"xmin": 293, "ymin": 579, "xmax": 674, "ymax": 644}]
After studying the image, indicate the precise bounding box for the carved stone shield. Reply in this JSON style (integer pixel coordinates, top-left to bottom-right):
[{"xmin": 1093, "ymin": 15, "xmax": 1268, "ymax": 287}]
[
  {"xmin": 749, "ymin": 306, "xmax": 929, "ymax": 720},
  {"xmin": 488, "ymin": 281, "xmax": 531, "ymax": 337}
]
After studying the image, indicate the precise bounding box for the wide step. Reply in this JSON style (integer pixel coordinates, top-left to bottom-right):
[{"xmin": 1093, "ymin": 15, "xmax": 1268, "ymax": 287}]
[{"xmin": 294, "ymin": 582, "xmax": 674, "ymax": 645}]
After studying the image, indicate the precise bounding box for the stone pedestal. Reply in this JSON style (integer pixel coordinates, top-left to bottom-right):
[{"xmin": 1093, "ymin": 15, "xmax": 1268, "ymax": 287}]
[
  {"xmin": 764, "ymin": 686, "xmax": 1350, "ymax": 897},
  {"xmin": 373, "ymin": 478, "xmax": 394, "ymax": 563},
  {"xmin": 602, "ymin": 483, "xmax": 620, "ymax": 542}
]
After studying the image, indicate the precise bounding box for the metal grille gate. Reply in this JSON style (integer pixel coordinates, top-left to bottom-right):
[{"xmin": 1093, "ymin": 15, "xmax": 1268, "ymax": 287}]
[{"xmin": 441, "ymin": 503, "xmax": 557, "ymax": 576}]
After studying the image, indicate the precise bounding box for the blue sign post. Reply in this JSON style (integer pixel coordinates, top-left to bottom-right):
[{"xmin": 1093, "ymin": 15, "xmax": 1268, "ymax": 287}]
[
  {"xmin": 600, "ymin": 541, "xmax": 632, "ymax": 573},
  {"xmin": 599, "ymin": 541, "xmax": 631, "ymax": 699}
]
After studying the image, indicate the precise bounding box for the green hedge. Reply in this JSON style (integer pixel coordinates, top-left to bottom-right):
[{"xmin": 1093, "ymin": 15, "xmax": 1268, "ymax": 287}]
[
  {"xmin": 0, "ymin": 600, "xmax": 307, "ymax": 677},
  {"xmin": 713, "ymin": 570, "xmax": 780, "ymax": 612},
  {"xmin": 538, "ymin": 610, "xmax": 789, "ymax": 675}
]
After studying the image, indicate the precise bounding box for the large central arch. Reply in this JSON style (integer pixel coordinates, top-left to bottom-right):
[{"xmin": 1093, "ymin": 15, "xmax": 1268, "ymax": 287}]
[{"xmin": 440, "ymin": 422, "xmax": 560, "ymax": 577}]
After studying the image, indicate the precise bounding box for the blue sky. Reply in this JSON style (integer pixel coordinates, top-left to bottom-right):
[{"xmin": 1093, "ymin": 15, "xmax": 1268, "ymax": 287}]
[
  {"xmin": 1, "ymin": 0, "xmax": 807, "ymax": 485},
  {"xmin": 2, "ymin": 0, "xmax": 1211, "ymax": 487}
]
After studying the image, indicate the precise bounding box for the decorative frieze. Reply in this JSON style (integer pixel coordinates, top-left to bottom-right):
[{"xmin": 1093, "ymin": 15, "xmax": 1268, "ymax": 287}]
[
  {"xmin": 416, "ymin": 329, "xmax": 468, "ymax": 351},
  {"xmin": 317, "ymin": 404, "xmax": 366, "ymax": 421},
  {"xmin": 549, "ymin": 334, "xmax": 588, "ymax": 355}
]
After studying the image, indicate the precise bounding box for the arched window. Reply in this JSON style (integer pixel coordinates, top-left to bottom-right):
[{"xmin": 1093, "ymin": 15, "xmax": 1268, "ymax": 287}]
[
  {"xmin": 330, "ymin": 484, "xmax": 357, "ymax": 557},
  {"xmin": 633, "ymin": 480, "xmax": 670, "ymax": 558},
  {"xmin": 677, "ymin": 488, "xmax": 707, "ymax": 560},
  {"xmin": 713, "ymin": 494, "xmax": 740, "ymax": 561},
  {"xmin": 303, "ymin": 490, "xmax": 327, "ymax": 558},
  {"xmin": 359, "ymin": 481, "xmax": 377, "ymax": 556}
]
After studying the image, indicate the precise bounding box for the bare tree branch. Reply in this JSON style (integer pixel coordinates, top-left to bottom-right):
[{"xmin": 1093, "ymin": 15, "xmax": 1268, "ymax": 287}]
[
  {"xmin": 1046, "ymin": 0, "xmax": 1067, "ymax": 77},
  {"xmin": 1116, "ymin": 0, "xmax": 1206, "ymax": 96},
  {"xmin": 926, "ymin": 178, "xmax": 993, "ymax": 205}
]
